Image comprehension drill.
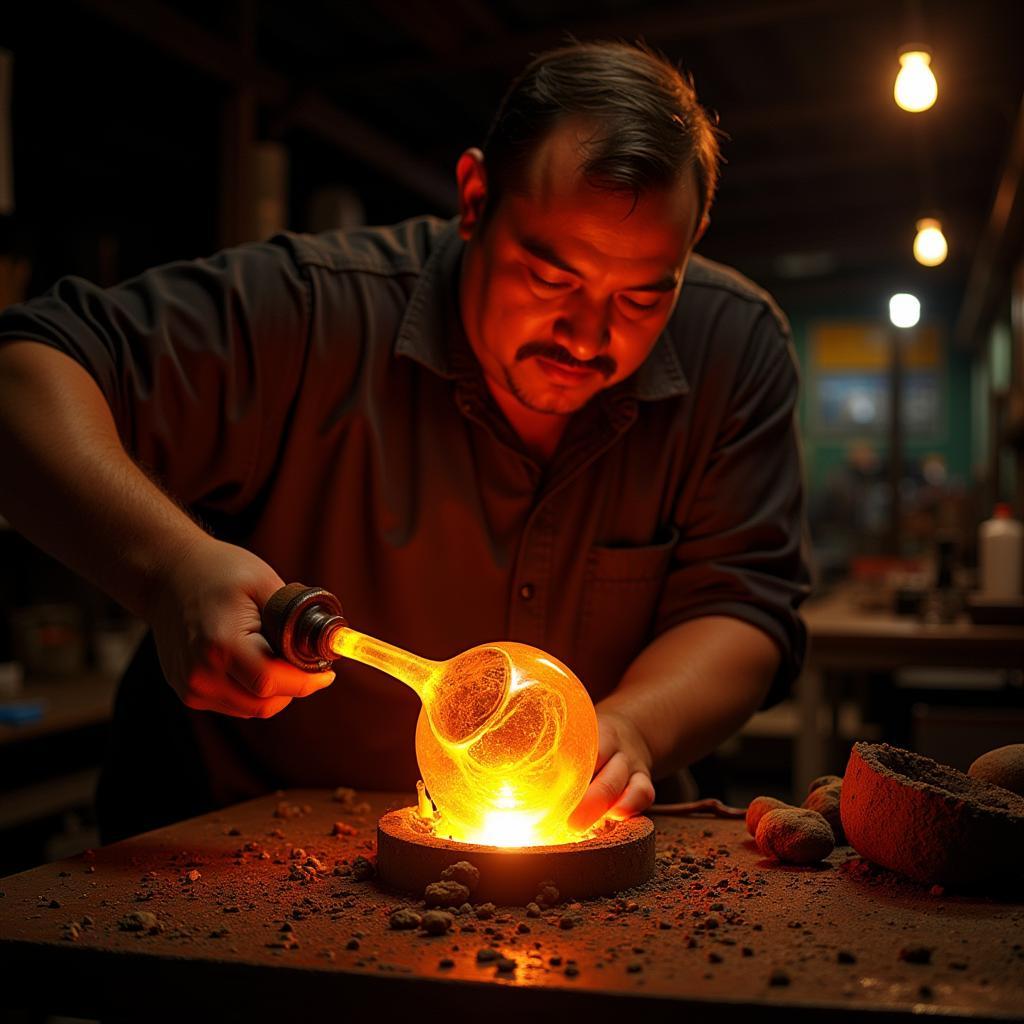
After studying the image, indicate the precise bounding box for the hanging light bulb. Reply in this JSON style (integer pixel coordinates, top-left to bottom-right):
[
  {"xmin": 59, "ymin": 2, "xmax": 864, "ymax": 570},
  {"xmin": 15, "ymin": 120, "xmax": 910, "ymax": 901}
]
[
  {"xmin": 894, "ymin": 48, "xmax": 937, "ymax": 112},
  {"xmin": 913, "ymin": 217, "xmax": 948, "ymax": 266},
  {"xmin": 889, "ymin": 293, "xmax": 921, "ymax": 329}
]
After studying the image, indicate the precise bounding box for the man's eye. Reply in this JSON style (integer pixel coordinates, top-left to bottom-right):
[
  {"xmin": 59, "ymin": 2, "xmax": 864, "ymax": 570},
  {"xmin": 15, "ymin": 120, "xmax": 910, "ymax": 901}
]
[
  {"xmin": 528, "ymin": 268, "xmax": 569, "ymax": 290},
  {"xmin": 620, "ymin": 294, "xmax": 658, "ymax": 311}
]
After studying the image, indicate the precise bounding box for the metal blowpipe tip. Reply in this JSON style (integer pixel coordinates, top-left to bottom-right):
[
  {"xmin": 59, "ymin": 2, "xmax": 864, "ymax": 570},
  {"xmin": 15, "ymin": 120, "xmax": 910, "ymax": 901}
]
[{"xmin": 261, "ymin": 583, "xmax": 348, "ymax": 672}]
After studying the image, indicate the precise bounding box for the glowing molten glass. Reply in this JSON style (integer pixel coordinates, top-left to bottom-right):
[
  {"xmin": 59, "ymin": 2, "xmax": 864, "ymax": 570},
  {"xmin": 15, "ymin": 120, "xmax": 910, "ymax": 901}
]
[{"xmin": 329, "ymin": 629, "xmax": 598, "ymax": 847}]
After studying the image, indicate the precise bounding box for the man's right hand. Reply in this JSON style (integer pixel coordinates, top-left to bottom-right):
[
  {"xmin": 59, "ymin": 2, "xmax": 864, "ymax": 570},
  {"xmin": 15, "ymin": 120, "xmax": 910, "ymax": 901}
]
[{"xmin": 148, "ymin": 536, "xmax": 335, "ymax": 718}]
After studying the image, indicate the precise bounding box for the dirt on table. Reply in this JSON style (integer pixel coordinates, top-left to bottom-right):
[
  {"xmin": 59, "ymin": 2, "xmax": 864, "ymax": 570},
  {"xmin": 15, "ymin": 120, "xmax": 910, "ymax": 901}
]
[{"xmin": 1, "ymin": 788, "xmax": 1022, "ymax": 1021}]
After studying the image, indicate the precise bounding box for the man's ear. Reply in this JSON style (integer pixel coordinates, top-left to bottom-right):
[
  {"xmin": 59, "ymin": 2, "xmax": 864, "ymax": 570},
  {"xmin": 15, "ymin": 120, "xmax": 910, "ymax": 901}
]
[
  {"xmin": 693, "ymin": 212, "xmax": 711, "ymax": 247},
  {"xmin": 456, "ymin": 147, "xmax": 487, "ymax": 239}
]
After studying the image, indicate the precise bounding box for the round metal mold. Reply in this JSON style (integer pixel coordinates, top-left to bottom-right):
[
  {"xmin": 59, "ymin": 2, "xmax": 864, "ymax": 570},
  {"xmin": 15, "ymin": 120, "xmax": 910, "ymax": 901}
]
[{"xmin": 376, "ymin": 806, "xmax": 655, "ymax": 904}]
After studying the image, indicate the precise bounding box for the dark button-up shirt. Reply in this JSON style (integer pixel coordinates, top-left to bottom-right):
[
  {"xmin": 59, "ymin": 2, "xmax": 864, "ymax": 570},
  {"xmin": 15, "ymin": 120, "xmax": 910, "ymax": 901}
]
[{"xmin": 0, "ymin": 216, "xmax": 811, "ymax": 838}]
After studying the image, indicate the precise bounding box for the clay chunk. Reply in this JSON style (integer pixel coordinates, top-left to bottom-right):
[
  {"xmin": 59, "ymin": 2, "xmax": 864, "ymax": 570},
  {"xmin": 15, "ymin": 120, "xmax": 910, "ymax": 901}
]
[
  {"xmin": 968, "ymin": 744, "xmax": 1024, "ymax": 797},
  {"xmin": 745, "ymin": 796, "xmax": 789, "ymax": 837},
  {"xmin": 841, "ymin": 742, "xmax": 1024, "ymax": 887},
  {"xmin": 755, "ymin": 807, "xmax": 835, "ymax": 864},
  {"xmin": 802, "ymin": 783, "xmax": 845, "ymax": 844},
  {"xmin": 807, "ymin": 774, "xmax": 843, "ymax": 794}
]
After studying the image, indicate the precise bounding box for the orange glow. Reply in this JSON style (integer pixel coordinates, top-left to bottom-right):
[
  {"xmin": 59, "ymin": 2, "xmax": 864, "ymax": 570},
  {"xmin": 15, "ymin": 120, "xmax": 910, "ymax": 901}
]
[{"xmin": 330, "ymin": 628, "xmax": 598, "ymax": 846}]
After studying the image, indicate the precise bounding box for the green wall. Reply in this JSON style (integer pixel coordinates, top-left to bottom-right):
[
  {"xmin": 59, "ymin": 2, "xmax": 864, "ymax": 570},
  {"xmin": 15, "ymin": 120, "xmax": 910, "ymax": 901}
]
[{"xmin": 789, "ymin": 307, "xmax": 972, "ymax": 497}]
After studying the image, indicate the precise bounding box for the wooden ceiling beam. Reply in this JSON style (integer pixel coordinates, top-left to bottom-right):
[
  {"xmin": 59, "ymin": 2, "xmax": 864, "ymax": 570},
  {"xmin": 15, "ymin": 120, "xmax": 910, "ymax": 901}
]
[
  {"xmin": 955, "ymin": 94, "xmax": 1024, "ymax": 349},
  {"xmin": 335, "ymin": 0, "xmax": 855, "ymax": 82},
  {"xmin": 71, "ymin": 0, "xmax": 458, "ymax": 211}
]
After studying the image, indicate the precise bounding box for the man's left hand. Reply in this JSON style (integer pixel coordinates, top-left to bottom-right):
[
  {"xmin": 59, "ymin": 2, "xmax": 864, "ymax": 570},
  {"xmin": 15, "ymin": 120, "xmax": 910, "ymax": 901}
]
[{"xmin": 568, "ymin": 709, "xmax": 655, "ymax": 831}]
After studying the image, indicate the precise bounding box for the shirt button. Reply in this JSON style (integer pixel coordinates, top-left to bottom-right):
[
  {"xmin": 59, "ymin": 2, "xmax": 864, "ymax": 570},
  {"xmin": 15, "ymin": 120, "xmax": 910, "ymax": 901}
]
[{"xmin": 519, "ymin": 583, "xmax": 534, "ymax": 601}]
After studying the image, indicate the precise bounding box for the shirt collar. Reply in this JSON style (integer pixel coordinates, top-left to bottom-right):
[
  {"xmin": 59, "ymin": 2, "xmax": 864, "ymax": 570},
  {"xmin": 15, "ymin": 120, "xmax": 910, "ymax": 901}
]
[{"xmin": 394, "ymin": 217, "xmax": 689, "ymax": 401}]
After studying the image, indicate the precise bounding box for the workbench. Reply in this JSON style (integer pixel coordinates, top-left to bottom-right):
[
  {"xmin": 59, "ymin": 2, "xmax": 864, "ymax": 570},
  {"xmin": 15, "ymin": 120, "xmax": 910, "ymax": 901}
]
[
  {"xmin": 797, "ymin": 589, "xmax": 1024, "ymax": 792},
  {"xmin": 1, "ymin": 789, "xmax": 1021, "ymax": 1022}
]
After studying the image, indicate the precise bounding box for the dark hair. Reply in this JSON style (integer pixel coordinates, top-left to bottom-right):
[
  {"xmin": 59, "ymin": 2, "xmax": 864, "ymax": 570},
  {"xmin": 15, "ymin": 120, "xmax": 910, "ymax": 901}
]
[{"xmin": 482, "ymin": 40, "xmax": 721, "ymax": 222}]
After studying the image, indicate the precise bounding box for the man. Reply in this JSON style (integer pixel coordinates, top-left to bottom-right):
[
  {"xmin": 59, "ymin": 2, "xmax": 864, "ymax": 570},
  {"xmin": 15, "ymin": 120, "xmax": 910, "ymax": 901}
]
[{"xmin": 0, "ymin": 42, "xmax": 810, "ymax": 841}]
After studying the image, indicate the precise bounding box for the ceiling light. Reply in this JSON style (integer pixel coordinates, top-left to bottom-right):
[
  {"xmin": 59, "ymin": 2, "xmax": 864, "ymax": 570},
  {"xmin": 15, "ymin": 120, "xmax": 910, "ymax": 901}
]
[
  {"xmin": 913, "ymin": 217, "xmax": 948, "ymax": 266},
  {"xmin": 894, "ymin": 48, "xmax": 937, "ymax": 112},
  {"xmin": 889, "ymin": 293, "xmax": 921, "ymax": 329}
]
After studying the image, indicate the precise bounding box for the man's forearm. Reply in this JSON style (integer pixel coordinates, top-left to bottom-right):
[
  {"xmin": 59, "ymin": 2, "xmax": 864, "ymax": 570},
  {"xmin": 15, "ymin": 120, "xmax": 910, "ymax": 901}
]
[
  {"xmin": 0, "ymin": 341, "xmax": 209, "ymax": 619},
  {"xmin": 597, "ymin": 615, "xmax": 780, "ymax": 779}
]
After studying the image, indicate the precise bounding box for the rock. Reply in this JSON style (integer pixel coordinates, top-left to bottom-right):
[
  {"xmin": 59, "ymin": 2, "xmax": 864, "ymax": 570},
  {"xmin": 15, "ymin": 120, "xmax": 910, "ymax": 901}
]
[
  {"xmin": 841, "ymin": 742, "xmax": 1024, "ymax": 887},
  {"xmin": 807, "ymin": 774, "xmax": 843, "ymax": 794},
  {"xmin": 968, "ymin": 745, "xmax": 1024, "ymax": 797},
  {"xmin": 534, "ymin": 880, "xmax": 560, "ymax": 907},
  {"xmin": 421, "ymin": 910, "xmax": 454, "ymax": 935},
  {"xmin": 802, "ymin": 783, "xmax": 845, "ymax": 844},
  {"xmin": 424, "ymin": 880, "xmax": 470, "ymax": 907},
  {"xmin": 350, "ymin": 856, "xmax": 375, "ymax": 881},
  {"xmin": 755, "ymin": 808, "xmax": 834, "ymax": 864},
  {"xmin": 440, "ymin": 860, "xmax": 480, "ymax": 893},
  {"xmin": 119, "ymin": 911, "xmax": 159, "ymax": 933},
  {"xmin": 389, "ymin": 908, "xmax": 423, "ymax": 930},
  {"xmin": 745, "ymin": 796, "xmax": 789, "ymax": 837},
  {"xmin": 769, "ymin": 968, "xmax": 791, "ymax": 986},
  {"xmin": 899, "ymin": 945, "xmax": 933, "ymax": 965}
]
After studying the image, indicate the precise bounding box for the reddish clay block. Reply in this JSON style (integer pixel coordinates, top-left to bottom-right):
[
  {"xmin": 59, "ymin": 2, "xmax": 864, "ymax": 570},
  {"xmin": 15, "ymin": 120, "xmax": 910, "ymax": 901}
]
[
  {"xmin": 755, "ymin": 807, "xmax": 834, "ymax": 864},
  {"xmin": 803, "ymin": 784, "xmax": 844, "ymax": 844},
  {"xmin": 745, "ymin": 796, "xmax": 788, "ymax": 837},
  {"xmin": 969, "ymin": 744, "xmax": 1024, "ymax": 797},
  {"xmin": 376, "ymin": 806, "xmax": 654, "ymax": 904},
  {"xmin": 841, "ymin": 742, "xmax": 1024, "ymax": 887}
]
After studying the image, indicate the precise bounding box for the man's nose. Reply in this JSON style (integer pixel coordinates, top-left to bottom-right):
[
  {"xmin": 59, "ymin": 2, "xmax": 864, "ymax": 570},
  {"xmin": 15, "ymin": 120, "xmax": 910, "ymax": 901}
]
[{"xmin": 552, "ymin": 300, "xmax": 611, "ymax": 361}]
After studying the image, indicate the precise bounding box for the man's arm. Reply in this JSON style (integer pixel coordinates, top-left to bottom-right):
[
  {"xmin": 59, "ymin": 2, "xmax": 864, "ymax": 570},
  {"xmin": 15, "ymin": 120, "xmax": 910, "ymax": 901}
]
[
  {"xmin": 0, "ymin": 341, "xmax": 332, "ymax": 715},
  {"xmin": 569, "ymin": 614, "xmax": 774, "ymax": 823},
  {"xmin": 569, "ymin": 616, "xmax": 777, "ymax": 828}
]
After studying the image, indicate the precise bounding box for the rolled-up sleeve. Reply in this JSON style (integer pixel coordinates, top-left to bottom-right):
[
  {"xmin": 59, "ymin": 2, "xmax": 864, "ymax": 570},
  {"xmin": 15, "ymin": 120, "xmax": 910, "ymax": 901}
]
[
  {"xmin": 654, "ymin": 309, "xmax": 812, "ymax": 705},
  {"xmin": 0, "ymin": 237, "xmax": 312, "ymax": 513}
]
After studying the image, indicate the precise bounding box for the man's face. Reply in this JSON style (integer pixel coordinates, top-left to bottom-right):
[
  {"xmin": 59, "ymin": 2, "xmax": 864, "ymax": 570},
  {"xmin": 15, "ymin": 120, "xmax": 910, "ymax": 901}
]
[{"xmin": 458, "ymin": 120, "xmax": 705, "ymax": 420}]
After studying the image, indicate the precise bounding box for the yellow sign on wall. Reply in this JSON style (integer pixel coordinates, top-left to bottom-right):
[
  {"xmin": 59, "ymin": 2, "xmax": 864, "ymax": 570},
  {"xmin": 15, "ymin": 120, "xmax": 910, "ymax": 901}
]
[{"xmin": 812, "ymin": 322, "xmax": 941, "ymax": 371}]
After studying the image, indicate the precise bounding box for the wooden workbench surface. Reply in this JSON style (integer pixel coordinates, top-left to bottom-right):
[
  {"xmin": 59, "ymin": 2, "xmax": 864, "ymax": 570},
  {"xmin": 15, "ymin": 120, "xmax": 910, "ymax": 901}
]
[{"xmin": 1, "ymin": 789, "xmax": 1021, "ymax": 1022}]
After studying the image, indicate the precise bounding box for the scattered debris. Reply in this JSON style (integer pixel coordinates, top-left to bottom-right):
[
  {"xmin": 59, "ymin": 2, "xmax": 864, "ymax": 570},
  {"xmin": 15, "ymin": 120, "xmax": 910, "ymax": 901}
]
[
  {"xmin": 534, "ymin": 880, "xmax": 560, "ymax": 907},
  {"xmin": 425, "ymin": 881, "xmax": 470, "ymax": 908},
  {"xmin": 440, "ymin": 861, "xmax": 480, "ymax": 893},
  {"xmin": 274, "ymin": 801, "xmax": 310, "ymax": 819},
  {"xmin": 389, "ymin": 908, "xmax": 423, "ymax": 930},
  {"xmin": 119, "ymin": 911, "xmax": 160, "ymax": 934},
  {"xmin": 350, "ymin": 856, "xmax": 375, "ymax": 882},
  {"xmin": 899, "ymin": 945, "xmax": 933, "ymax": 965},
  {"xmin": 421, "ymin": 910, "xmax": 454, "ymax": 935}
]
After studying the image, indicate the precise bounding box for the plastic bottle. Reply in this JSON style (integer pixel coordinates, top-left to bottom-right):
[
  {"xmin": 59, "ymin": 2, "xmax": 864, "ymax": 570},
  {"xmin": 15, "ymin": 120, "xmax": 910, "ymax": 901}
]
[{"xmin": 978, "ymin": 503, "xmax": 1023, "ymax": 599}]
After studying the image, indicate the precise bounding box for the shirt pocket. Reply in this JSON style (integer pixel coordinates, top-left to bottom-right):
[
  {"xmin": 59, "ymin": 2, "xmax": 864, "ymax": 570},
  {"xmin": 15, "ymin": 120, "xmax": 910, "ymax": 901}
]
[{"xmin": 574, "ymin": 527, "xmax": 679, "ymax": 698}]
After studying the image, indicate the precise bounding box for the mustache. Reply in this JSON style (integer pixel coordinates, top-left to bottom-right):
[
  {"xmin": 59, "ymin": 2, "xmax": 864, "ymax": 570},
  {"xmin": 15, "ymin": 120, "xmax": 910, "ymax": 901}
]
[{"xmin": 515, "ymin": 341, "xmax": 616, "ymax": 379}]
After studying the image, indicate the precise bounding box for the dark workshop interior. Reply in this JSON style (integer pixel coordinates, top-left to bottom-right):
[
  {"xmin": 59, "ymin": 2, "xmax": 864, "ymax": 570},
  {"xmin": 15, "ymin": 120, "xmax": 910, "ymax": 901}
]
[{"xmin": 0, "ymin": 1, "xmax": 1023, "ymax": 1021}]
